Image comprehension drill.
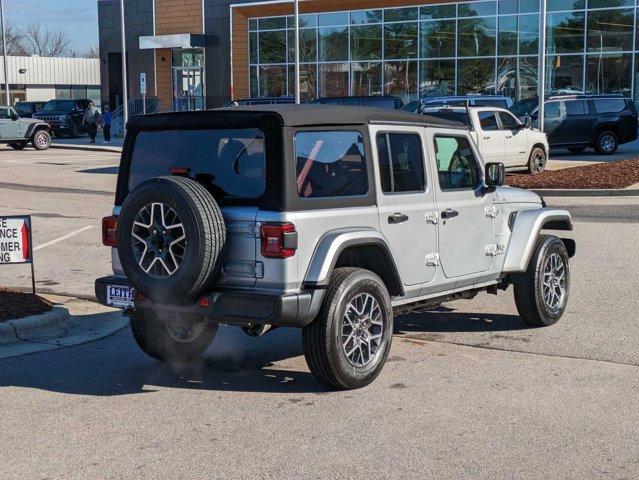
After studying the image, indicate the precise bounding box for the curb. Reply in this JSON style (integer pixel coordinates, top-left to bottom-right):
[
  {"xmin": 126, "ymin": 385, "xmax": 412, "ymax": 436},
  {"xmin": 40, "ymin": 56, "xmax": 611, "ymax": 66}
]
[
  {"xmin": 0, "ymin": 306, "xmax": 68, "ymax": 345},
  {"xmin": 533, "ymin": 188, "xmax": 639, "ymax": 197},
  {"xmin": 50, "ymin": 143, "xmax": 123, "ymax": 154}
]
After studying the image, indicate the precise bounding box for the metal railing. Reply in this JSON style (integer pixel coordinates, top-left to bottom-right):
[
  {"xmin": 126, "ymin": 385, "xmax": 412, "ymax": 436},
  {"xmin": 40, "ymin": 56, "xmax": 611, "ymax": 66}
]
[{"xmin": 111, "ymin": 96, "xmax": 159, "ymax": 137}]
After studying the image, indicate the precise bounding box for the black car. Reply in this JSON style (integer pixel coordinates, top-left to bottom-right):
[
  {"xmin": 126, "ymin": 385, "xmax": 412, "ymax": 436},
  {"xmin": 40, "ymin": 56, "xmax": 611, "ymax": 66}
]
[
  {"xmin": 14, "ymin": 101, "xmax": 46, "ymax": 118},
  {"xmin": 226, "ymin": 97, "xmax": 295, "ymax": 106},
  {"xmin": 313, "ymin": 95, "xmax": 403, "ymax": 109},
  {"xmin": 510, "ymin": 95, "xmax": 638, "ymax": 155},
  {"xmin": 32, "ymin": 99, "xmax": 92, "ymax": 138}
]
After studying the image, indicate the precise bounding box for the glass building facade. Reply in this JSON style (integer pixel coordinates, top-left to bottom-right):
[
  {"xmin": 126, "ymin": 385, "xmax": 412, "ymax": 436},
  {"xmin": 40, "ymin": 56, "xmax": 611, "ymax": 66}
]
[{"xmin": 248, "ymin": 0, "xmax": 638, "ymax": 103}]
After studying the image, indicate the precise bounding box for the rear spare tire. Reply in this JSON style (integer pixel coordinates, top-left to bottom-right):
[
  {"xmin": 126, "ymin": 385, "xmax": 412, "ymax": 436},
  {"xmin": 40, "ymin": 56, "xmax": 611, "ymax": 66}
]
[{"xmin": 117, "ymin": 175, "xmax": 226, "ymax": 304}]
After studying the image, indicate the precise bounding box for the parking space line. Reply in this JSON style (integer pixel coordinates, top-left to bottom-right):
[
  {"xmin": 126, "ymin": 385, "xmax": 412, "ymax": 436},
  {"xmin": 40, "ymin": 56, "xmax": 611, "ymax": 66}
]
[{"xmin": 34, "ymin": 226, "xmax": 95, "ymax": 252}]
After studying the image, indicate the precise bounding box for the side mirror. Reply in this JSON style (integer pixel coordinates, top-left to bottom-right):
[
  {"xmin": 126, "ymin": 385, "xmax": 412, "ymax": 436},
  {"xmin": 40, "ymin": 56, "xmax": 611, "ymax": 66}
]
[
  {"xmin": 485, "ymin": 162, "xmax": 506, "ymax": 188},
  {"xmin": 524, "ymin": 115, "xmax": 532, "ymax": 127},
  {"xmin": 515, "ymin": 123, "xmax": 528, "ymax": 130},
  {"xmin": 11, "ymin": 112, "xmax": 19, "ymax": 121}
]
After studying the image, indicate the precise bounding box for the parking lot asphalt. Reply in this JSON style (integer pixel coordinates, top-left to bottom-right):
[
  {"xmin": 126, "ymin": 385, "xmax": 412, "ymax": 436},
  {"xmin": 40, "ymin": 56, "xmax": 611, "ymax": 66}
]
[{"xmin": 1, "ymin": 147, "xmax": 638, "ymax": 479}]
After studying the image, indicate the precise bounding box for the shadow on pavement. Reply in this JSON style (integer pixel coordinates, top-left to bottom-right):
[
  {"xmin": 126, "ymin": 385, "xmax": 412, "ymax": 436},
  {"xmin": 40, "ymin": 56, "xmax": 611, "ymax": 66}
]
[
  {"xmin": 0, "ymin": 308, "xmax": 526, "ymax": 397},
  {"xmin": 77, "ymin": 166, "xmax": 119, "ymax": 175}
]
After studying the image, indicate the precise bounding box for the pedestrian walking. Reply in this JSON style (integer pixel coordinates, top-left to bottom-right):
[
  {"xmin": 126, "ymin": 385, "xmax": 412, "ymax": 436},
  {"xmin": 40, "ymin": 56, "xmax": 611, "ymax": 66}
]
[
  {"xmin": 82, "ymin": 101, "xmax": 101, "ymax": 144},
  {"xmin": 102, "ymin": 105, "xmax": 112, "ymax": 144}
]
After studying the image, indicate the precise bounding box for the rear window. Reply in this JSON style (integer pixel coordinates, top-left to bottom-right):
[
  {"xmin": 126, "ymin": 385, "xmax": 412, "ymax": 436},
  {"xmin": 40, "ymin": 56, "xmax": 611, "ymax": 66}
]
[
  {"xmin": 365, "ymin": 98, "xmax": 398, "ymax": 109},
  {"xmin": 129, "ymin": 129, "xmax": 266, "ymax": 200},
  {"xmin": 295, "ymin": 130, "xmax": 368, "ymax": 198},
  {"xmin": 593, "ymin": 98, "xmax": 627, "ymax": 114},
  {"xmin": 425, "ymin": 110, "xmax": 472, "ymax": 127}
]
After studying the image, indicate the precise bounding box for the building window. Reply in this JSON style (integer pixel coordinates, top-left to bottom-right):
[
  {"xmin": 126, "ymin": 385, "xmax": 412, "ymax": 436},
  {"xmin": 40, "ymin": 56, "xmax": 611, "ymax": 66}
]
[
  {"xmin": 420, "ymin": 59, "xmax": 455, "ymax": 96},
  {"xmin": 585, "ymin": 53, "xmax": 632, "ymax": 94},
  {"xmin": 458, "ymin": 17, "xmax": 497, "ymax": 57},
  {"xmin": 384, "ymin": 23, "xmax": 418, "ymax": 59},
  {"xmin": 420, "ymin": 20, "xmax": 456, "ymax": 58}
]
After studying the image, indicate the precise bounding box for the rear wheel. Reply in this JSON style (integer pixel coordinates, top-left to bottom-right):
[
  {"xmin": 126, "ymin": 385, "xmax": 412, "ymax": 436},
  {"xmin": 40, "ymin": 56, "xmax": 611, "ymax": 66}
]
[
  {"xmin": 527, "ymin": 146, "xmax": 546, "ymax": 174},
  {"xmin": 131, "ymin": 310, "xmax": 218, "ymax": 362},
  {"xmin": 513, "ymin": 235, "xmax": 570, "ymax": 327},
  {"xmin": 302, "ymin": 268, "xmax": 394, "ymax": 390},
  {"xmin": 9, "ymin": 142, "xmax": 27, "ymax": 150},
  {"xmin": 567, "ymin": 146, "xmax": 586, "ymax": 154},
  {"xmin": 594, "ymin": 130, "xmax": 618, "ymax": 155},
  {"xmin": 32, "ymin": 130, "xmax": 51, "ymax": 150}
]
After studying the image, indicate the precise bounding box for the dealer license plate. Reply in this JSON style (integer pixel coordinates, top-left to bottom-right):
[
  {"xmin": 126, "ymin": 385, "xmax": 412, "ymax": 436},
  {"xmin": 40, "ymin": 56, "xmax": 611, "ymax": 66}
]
[{"xmin": 106, "ymin": 284, "xmax": 135, "ymax": 309}]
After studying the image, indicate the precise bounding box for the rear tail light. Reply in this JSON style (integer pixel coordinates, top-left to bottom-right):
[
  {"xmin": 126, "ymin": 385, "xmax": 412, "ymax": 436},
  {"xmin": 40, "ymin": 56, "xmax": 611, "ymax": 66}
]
[
  {"xmin": 102, "ymin": 215, "xmax": 118, "ymax": 246},
  {"xmin": 260, "ymin": 223, "xmax": 297, "ymax": 259},
  {"xmin": 169, "ymin": 167, "xmax": 190, "ymax": 176}
]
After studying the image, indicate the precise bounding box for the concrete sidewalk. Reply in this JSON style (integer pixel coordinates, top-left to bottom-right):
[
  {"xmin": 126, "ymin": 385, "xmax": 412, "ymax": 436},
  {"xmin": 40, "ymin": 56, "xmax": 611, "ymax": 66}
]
[
  {"xmin": 0, "ymin": 294, "xmax": 128, "ymax": 359},
  {"xmin": 51, "ymin": 133, "xmax": 123, "ymax": 153}
]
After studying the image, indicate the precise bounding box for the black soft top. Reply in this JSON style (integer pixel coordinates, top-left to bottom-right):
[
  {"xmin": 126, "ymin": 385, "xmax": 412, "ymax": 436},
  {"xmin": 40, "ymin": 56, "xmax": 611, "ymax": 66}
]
[{"xmin": 126, "ymin": 104, "xmax": 466, "ymax": 131}]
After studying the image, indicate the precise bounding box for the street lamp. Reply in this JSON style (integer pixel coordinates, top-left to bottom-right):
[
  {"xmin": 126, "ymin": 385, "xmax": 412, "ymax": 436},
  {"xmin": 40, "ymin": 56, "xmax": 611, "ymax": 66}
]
[
  {"xmin": 538, "ymin": 0, "xmax": 547, "ymax": 132},
  {"xmin": 293, "ymin": 0, "xmax": 300, "ymax": 104},
  {"xmin": 0, "ymin": 0, "xmax": 10, "ymax": 106},
  {"xmin": 120, "ymin": 0, "xmax": 128, "ymax": 125}
]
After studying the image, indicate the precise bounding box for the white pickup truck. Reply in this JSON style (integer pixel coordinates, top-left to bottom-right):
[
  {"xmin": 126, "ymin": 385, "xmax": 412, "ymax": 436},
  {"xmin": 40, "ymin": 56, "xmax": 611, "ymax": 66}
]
[{"xmin": 422, "ymin": 106, "xmax": 550, "ymax": 174}]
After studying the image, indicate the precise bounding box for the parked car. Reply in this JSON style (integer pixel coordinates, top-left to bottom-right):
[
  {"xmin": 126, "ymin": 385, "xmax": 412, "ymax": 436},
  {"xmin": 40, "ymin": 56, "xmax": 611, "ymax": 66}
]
[
  {"xmin": 422, "ymin": 106, "xmax": 549, "ymax": 173},
  {"xmin": 14, "ymin": 101, "xmax": 46, "ymax": 118},
  {"xmin": 510, "ymin": 95, "xmax": 638, "ymax": 155},
  {"xmin": 226, "ymin": 97, "xmax": 295, "ymax": 106},
  {"xmin": 32, "ymin": 99, "xmax": 92, "ymax": 138},
  {"xmin": 95, "ymin": 105, "xmax": 575, "ymax": 390},
  {"xmin": 313, "ymin": 95, "xmax": 403, "ymax": 109},
  {"xmin": 404, "ymin": 95, "xmax": 513, "ymax": 113},
  {"xmin": 0, "ymin": 105, "xmax": 51, "ymax": 150}
]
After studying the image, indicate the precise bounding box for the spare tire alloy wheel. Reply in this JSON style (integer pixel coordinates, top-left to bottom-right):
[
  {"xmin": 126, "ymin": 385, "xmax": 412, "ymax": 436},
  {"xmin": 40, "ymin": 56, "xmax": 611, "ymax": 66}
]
[
  {"xmin": 132, "ymin": 202, "xmax": 186, "ymax": 278},
  {"xmin": 117, "ymin": 176, "xmax": 226, "ymax": 305}
]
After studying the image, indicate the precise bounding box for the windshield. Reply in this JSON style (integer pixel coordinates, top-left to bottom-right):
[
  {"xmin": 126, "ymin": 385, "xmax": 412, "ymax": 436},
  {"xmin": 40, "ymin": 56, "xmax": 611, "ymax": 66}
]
[
  {"xmin": 129, "ymin": 128, "xmax": 266, "ymax": 201},
  {"xmin": 42, "ymin": 100, "xmax": 77, "ymax": 112},
  {"xmin": 510, "ymin": 97, "xmax": 538, "ymax": 117}
]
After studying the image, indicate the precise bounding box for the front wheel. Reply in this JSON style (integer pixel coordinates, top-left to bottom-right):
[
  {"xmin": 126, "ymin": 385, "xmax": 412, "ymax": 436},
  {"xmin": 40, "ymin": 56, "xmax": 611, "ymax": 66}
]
[
  {"xmin": 130, "ymin": 310, "xmax": 218, "ymax": 362},
  {"xmin": 513, "ymin": 235, "xmax": 570, "ymax": 327},
  {"xmin": 527, "ymin": 146, "xmax": 546, "ymax": 174},
  {"xmin": 32, "ymin": 130, "xmax": 51, "ymax": 150},
  {"xmin": 302, "ymin": 268, "xmax": 394, "ymax": 390}
]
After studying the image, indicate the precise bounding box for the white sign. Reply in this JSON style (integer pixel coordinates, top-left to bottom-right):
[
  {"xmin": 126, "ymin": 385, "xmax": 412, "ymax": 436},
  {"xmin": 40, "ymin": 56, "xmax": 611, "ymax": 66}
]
[
  {"xmin": 0, "ymin": 216, "xmax": 31, "ymax": 264},
  {"xmin": 140, "ymin": 72, "xmax": 147, "ymax": 95}
]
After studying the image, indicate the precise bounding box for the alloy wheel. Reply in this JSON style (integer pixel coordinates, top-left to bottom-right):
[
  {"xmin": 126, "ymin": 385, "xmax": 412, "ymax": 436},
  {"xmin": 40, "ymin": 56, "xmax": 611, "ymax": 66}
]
[
  {"xmin": 541, "ymin": 253, "xmax": 566, "ymax": 313},
  {"xmin": 532, "ymin": 150, "xmax": 546, "ymax": 172},
  {"xmin": 35, "ymin": 132, "xmax": 49, "ymax": 149},
  {"xmin": 131, "ymin": 202, "xmax": 186, "ymax": 278},
  {"xmin": 341, "ymin": 293, "xmax": 384, "ymax": 367},
  {"xmin": 600, "ymin": 134, "xmax": 616, "ymax": 153}
]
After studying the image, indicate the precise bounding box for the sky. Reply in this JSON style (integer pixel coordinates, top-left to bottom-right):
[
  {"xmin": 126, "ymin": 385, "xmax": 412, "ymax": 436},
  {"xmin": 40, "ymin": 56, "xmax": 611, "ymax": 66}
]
[{"xmin": 5, "ymin": 0, "xmax": 99, "ymax": 56}]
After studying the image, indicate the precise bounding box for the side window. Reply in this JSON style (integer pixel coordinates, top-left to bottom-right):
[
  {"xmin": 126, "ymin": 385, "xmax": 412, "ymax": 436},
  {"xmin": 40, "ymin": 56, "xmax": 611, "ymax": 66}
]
[
  {"xmin": 544, "ymin": 101, "xmax": 560, "ymax": 118},
  {"xmin": 564, "ymin": 100, "xmax": 589, "ymax": 116},
  {"xmin": 295, "ymin": 130, "xmax": 368, "ymax": 199},
  {"xmin": 434, "ymin": 136, "xmax": 480, "ymax": 191},
  {"xmin": 498, "ymin": 111, "xmax": 519, "ymax": 130},
  {"xmin": 594, "ymin": 98, "xmax": 626, "ymax": 113},
  {"xmin": 478, "ymin": 111, "xmax": 499, "ymax": 131},
  {"xmin": 376, "ymin": 132, "xmax": 425, "ymax": 193},
  {"xmin": 0, "ymin": 108, "xmax": 10, "ymax": 119}
]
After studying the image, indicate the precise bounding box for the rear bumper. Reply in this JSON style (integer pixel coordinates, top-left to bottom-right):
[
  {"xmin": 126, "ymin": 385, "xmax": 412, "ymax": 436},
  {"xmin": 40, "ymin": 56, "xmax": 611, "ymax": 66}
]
[{"xmin": 95, "ymin": 275, "xmax": 323, "ymax": 328}]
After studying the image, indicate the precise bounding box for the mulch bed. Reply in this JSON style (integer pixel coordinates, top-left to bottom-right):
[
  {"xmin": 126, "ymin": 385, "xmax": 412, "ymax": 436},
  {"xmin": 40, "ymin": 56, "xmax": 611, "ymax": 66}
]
[
  {"xmin": 506, "ymin": 159, "xmax": 639, "ymax": 190},
  {"xmin": 0, "ymin": 287, "xmax": 53, "ymax": 322}
]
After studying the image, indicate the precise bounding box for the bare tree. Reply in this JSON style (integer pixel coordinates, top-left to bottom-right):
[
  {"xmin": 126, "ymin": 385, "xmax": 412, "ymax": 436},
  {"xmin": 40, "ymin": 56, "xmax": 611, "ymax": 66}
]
[
  {"xmin": 85, "ymin": 43, "xmax": 100, "ymax": 59},
  {"xmin": 23, "ymin": 23, "xmax": 72, "ymax": 57},
  {"xmin": 0, "ymin": 24, "xmax": 28, "ymax": 56}
]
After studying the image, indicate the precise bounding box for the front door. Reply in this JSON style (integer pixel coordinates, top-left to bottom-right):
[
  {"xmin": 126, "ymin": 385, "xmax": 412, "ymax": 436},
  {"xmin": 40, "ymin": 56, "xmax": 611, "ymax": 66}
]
[
  {"xmin": 372, "ymin": 125, "xmax": 438, "ymax": 287},
  {"xmin": 430, "ymin": 131, "xmax": 496, "ymax": 278},
  {"xmin": 497, "ymin": 110, "xmax": 528, "ymax": 167},
  {"xmin": 0, "ymin": 107, "xmax": 16, "ymax": 139}
]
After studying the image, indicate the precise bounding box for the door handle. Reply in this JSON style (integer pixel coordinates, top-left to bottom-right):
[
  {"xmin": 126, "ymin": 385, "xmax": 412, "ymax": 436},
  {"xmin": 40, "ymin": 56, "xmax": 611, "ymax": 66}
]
[
  {"xmin": 441, "ymin": 209, "xmax": 459, "ymax": 220},
  {"xmin": 505, "ymin": 135, "xmax": 512, "ymax": 138},
  {"xmin": 388, "ymin": 213, "xmax": 409, "ymax": 224},
  {"xmin": 483, "ymin": 135, "xmax": 491, "ymax": 139}
]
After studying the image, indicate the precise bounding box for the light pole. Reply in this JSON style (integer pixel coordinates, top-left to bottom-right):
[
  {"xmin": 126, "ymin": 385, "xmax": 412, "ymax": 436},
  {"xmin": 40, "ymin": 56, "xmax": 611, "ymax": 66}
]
[
  {"xmin": 537, "ymin": 0, "xmax": 547, "ymax": 131},
  {"xmin": 120, "ymin": 0, "xmax": 129, "ymax": 125},
  {"xmin": 293, "ymin": 0, "xmax": 300, "ymax": 104},
  {"xmin": 0, "ymin": 0, "xmax": 10, "ymax": 106}
]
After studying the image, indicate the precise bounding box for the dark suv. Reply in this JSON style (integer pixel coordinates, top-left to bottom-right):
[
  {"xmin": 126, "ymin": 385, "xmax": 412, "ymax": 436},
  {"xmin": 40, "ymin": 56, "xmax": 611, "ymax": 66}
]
[
  {"xmin": 33, "ymin": 99, "xmax": 92, "ymax": 138},
  {"xmin": 313, "ymin": 95, "xmax": 403, "ymax": 109},
  {"xmin": 510, "ymin": 95, "xmax": 638, "ymax": 155},
  {"xmin": 15, "ymin": 101, "xmax": 46, "ymax": 118}
]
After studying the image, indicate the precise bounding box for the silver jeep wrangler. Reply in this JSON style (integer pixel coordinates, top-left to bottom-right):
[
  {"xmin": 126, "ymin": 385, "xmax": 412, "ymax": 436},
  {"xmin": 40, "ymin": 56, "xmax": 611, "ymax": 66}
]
[{"xmin": 96, "ymin": 105, "xmax": 575, "ymax": 390}]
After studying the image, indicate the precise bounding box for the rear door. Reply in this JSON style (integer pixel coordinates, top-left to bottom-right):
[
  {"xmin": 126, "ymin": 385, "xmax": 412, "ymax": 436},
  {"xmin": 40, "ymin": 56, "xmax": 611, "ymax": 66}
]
[
  {"xmin": 371, "ymin": 125, "xmax": 439, "ymax": 286},
  {"xmin": 559, "ymin": 100, "xmax": 593, "ymax": 144},
  {"xmin": 476, "ymin": 110, "xmax": 505, "ymax": 163}
]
